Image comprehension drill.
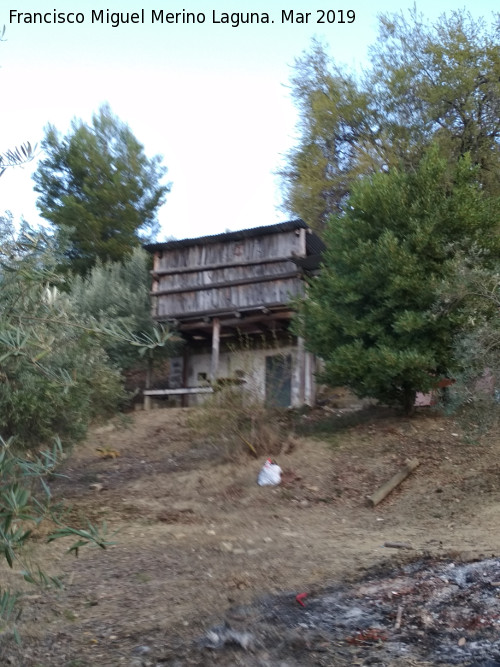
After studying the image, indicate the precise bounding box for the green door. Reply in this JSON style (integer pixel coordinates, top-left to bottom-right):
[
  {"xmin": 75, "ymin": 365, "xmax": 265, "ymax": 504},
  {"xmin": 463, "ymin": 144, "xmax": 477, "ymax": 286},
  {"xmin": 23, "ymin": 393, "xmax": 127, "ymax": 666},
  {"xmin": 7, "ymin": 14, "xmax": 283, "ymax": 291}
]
[{"xmin": 265, "ymin": 354, "xmax": 292, "ymax": 407}]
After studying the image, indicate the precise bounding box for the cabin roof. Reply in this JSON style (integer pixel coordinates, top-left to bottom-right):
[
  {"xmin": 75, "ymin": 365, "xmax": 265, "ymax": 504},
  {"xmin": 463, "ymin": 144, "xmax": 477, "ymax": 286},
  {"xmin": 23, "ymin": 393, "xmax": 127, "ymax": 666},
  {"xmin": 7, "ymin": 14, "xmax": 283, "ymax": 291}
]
[{"xmin": 144, "ymin": 219, "xmax": 325, "ymax": 257}]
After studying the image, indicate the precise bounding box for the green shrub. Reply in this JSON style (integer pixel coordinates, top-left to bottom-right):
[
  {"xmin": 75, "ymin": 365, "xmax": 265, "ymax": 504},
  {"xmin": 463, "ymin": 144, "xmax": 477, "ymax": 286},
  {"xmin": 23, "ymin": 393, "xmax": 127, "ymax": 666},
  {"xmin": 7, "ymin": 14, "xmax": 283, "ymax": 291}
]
[{"xmin": 0, "ymin": 223, "xmax": 125, "ymax": 450}]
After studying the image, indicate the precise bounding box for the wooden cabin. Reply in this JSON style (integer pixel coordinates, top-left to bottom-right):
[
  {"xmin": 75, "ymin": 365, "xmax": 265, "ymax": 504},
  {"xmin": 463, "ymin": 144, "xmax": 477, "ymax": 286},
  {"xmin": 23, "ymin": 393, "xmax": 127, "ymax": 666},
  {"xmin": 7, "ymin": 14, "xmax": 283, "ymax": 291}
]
[{"xmin": 143, "ymin": 220, "xmax": 325, "ymax": 407}]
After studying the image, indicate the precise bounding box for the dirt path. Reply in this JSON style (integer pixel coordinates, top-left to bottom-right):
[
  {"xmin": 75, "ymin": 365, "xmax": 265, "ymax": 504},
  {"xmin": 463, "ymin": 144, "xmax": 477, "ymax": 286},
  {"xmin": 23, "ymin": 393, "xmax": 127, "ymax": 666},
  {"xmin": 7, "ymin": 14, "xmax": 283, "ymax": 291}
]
[{"xmin": 1, "ymin": 407, "xmax": 499, "ymax": 666}]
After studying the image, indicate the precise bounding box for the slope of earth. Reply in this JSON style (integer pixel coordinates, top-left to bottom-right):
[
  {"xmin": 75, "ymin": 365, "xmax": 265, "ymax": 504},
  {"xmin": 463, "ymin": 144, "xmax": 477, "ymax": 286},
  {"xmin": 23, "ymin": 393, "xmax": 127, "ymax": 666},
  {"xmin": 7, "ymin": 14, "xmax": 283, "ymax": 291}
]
[{"xmin": 1, "ymin": 406, "xmax": 499, "ymax": 666}]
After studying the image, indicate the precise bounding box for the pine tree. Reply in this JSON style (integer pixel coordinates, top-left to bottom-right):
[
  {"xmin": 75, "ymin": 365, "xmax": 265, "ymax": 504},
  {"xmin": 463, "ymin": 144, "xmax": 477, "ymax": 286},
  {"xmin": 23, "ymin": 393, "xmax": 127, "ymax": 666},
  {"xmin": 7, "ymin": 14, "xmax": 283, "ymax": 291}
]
[{"xmin": 33, "ymin": 104, "xmax": 170, "ymax": 274}]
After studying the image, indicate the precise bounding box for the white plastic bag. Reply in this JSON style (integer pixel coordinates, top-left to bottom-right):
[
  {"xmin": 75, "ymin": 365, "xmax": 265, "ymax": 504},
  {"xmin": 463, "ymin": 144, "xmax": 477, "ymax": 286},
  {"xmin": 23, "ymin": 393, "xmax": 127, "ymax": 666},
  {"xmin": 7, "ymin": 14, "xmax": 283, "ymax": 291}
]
[{"xmin": 257, "ymin": 458, "xmax": 282, "ymax": 486}]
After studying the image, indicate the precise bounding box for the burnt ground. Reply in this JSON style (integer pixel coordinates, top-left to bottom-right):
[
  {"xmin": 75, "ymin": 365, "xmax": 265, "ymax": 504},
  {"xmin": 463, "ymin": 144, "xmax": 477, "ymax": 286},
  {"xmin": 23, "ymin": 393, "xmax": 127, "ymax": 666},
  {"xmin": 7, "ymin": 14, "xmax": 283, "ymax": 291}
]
[{"xmin": 1, "ymin": 405, "xmax": 500, "ymax": 666}]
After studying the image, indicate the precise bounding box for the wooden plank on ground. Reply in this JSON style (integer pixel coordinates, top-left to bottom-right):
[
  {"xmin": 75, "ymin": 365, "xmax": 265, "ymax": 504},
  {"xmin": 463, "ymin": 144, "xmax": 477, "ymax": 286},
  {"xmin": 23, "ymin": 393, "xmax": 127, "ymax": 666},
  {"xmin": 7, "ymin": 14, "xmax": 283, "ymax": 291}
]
[{"xmin": 367, "ymin": 458, "xmax": 420, "ymax": 507}]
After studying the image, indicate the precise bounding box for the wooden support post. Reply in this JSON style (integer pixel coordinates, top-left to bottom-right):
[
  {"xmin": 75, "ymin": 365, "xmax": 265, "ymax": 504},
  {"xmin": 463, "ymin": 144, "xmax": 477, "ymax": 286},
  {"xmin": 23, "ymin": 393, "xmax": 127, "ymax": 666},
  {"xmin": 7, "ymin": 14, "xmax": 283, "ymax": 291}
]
[
  {"xmin": 150, "ymin": 253, "xmax": 160, "ymax": 319},
  {"xmin": 210, "ymin": 317, "xmax": 220, "ymax": 384},
  {"xmin": 298, "ymin": 227, "xmax": 307, "ymax": 256},
  {"xmin": 297, "ymin": 336, "xmax": 306, "ymax": 406},
  {"xmin": 181, "ymin": 346, "xmax": 189, "ymax": 407},
  {"xmin": 304, "ymin": 351, "xmax": 316, "ymax": 406},
  {"xmin": 143, "ymin": 352, "xmax": 153, "ymax": 411}
]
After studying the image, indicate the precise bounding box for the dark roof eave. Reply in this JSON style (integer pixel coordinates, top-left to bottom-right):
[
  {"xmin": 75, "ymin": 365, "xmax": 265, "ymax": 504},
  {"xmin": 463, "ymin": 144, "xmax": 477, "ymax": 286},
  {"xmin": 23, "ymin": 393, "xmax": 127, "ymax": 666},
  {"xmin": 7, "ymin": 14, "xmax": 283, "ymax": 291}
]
[
  {"xmin": 144, "ymin": 219, "xmax": 310, "ymax": 252},
  {"xmin": 290, "ymin": 254, "xmax": 323, "ymax": 272}
]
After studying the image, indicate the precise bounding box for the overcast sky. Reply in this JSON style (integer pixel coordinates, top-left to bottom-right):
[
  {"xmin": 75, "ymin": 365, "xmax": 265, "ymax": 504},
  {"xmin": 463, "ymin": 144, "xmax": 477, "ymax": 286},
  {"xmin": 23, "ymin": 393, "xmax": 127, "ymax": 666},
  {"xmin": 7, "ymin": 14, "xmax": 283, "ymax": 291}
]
[{"xmin": 1, "ymin": 1, "xmax": 497, "ymax": 241}]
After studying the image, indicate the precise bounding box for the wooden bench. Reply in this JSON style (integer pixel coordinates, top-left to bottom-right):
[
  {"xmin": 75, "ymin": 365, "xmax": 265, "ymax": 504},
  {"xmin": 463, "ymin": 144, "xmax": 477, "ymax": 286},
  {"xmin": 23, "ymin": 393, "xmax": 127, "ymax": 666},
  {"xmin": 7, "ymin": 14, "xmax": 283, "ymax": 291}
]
[{"xmin": 143, "ymin": 386, "xmax": 214, "ymax": 409}]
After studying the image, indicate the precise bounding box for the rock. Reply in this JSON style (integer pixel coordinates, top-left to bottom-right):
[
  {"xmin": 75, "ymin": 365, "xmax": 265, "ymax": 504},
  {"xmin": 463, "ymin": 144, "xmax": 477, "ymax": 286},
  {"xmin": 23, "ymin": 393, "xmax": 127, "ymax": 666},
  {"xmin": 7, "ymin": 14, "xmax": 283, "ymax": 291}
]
[
  {"xmin": 201, "ymin": 622, "xmax": 254, "ymax": 650},
  {"xmin": 94, "ymin": 423, "xmax": 115, "ymax": 434},
  {"xmin": 132, "ymin": 645, "xmax": 151, "ymax": 655},
  {"xmin": 89, "ymin": 482, "xmax": 104, "ymax": 492}
]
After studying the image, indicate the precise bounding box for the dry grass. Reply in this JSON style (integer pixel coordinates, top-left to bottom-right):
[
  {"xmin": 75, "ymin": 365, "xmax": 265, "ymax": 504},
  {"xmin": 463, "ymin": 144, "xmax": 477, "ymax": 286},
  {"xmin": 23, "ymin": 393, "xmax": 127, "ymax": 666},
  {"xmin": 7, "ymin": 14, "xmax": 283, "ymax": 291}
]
[
  {"xmin": 188, "ymin": 385, "xmax": 297, "ymax": 459},
  {"xmin": 1, "ymin": 406, "xmax": 499, "ymax": 665}
]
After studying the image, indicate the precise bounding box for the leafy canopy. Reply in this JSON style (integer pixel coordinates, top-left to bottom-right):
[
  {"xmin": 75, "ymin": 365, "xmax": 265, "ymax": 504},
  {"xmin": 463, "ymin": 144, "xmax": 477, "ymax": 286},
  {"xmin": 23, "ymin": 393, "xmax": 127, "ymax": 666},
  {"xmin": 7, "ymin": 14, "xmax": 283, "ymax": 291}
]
[
  {"xmin": 0, "ymin": 219, "xmax": 179, "ymax": 629},
  {"xmin": 438, "ymin": 255, "xmax": 500, "ymax": 432},
  {"xmin": 282, "ymin": 9, "xmax": 500, "ymax": 233},
  {"xmin": 294, "ymin": 149, "xmax": 500, "ymax": 413},
  {"xmin": 0, "ymin": 216, "xmax": 125, "ymax": 449},
  {"xmin": 33, "ymin": 103, "xmax": 170, "ymax": 274},
  {"xmin": 0, "ymin": 221, "xmax": 121, "ymax": 631},
  {"xmin": 68, "ymin": 247, "xmax": 179, "ymax": 371},
  {"xmin": 0, "ymin": 141, "xmax": 36, "ymax": 178},
  {"xmin": 1, "ymin": 37, "xmax": 118, "ymax": 629}
]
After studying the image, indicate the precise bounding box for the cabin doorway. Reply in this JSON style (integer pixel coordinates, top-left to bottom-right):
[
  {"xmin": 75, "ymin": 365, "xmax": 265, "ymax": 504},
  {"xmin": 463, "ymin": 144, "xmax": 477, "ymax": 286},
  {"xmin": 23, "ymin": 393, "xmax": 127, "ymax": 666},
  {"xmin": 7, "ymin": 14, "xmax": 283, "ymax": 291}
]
[{"xmin": 265, "ymin": 354, "xmax": 292, "ymax": 407}]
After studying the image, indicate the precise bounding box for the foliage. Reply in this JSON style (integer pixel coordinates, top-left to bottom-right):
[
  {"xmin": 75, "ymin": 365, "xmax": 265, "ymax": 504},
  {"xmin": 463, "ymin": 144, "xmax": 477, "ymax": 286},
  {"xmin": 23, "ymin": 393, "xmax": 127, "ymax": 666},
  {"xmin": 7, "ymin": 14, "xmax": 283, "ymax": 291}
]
[
  {"xmin": 281, "ymin": 39, "xmax": 376, "ymax": 231},
  {"xmin": 0, "ymin": 62, "xmax": 132, "ymax": 625},
  {"xmin": 0, "ymin": 220, "xmax": 179, "ymax": 631},
  {"xmin": 282, "ymin": 10, "xmax": 500, "ymax": 233},
  {"xmin": 294, "ymin": 149, "xmax": 500, "ymax": 414},
  {"xmin": 0, "ymin": 220, "xmax": 150, "ymax": 631},
  {"xmin": 33, "ymin": 103, "xmax": 170, "ymax": 274},
  {"xmin": 189, "ymin": 341, "xmax": 297, "ymax": 459},
  {"xmin": 0, "ymin": 32, "xmax": 37, "ymax": 178},
  {"xmin": 68, "ymin": 247, "xmax": 177, "ymax": 371},
  {"xmin": 190, "ymin": 384, "xmax": 294, "ymax": 460},
  {"xmin": 0, "ymin": 219, "xmax": 125, "ymax": 449},
  {"xmin": 0, "ymin": 434, "xmax": 114, "ymax": 632},
  {"xmin": 439, "ymin": 258, "xmax": 500, "ymax": 432},
  {"xmin": 371, "ymin": 9, "xmax": 500, "ymax": 194},
  {"xmin": 0, "ymin": 141, "xmax": 36, "ymax": 178}
]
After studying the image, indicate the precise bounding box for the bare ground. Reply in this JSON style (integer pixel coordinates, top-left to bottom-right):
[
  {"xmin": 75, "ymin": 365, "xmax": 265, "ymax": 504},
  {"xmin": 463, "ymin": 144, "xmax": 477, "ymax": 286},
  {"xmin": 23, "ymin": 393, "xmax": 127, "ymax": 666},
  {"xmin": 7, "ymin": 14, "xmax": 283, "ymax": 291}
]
[{"xmin": 1, "ymin": 405, "xmax": 500, "ymax": 666}]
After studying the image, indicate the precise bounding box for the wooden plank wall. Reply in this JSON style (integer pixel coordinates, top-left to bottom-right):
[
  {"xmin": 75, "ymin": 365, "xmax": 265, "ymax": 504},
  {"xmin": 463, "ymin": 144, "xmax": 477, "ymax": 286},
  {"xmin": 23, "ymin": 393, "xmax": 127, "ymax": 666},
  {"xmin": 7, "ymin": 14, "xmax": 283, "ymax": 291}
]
[
  {"xmin": 156, "ymin": 230, "xmax": 302, "ymax": 271},
  {"xmin": 153, "ymin": 230, "xmax": 305, "ymax": 318}
]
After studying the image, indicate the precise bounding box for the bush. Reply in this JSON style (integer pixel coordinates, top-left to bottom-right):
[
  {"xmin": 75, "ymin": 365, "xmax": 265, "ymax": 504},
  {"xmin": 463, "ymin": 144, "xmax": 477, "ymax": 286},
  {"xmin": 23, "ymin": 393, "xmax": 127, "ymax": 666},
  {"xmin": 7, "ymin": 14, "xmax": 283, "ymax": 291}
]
[
  {"xmin": 0, "ymin": 224, "xmax": 125, "ymax": 449},
  {"xmin": 0, "ymin": 434, "xmax": 114, "ymax": 632},
  {"xmin": 439, "ymin": 261, "xmax": 500, "ymax": 434},
  {"xmin": 68, "ymin": 247, "xmax": 157, "ymax": 370},
  {"xmin": 190, "ymin": 382, "xmax": 296, "ymax": 460},
  {"xmin": 0, "ymin": 221, "xmax": 119, "ymax": 631}
]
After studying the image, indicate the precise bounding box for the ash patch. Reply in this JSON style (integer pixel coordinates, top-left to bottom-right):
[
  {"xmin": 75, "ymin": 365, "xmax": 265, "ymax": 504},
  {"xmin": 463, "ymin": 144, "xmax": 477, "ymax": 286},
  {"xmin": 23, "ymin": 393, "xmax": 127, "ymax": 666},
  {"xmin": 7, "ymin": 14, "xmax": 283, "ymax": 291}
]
[{"xmin": 200, "ymin": 557, "xmax": 500, "ymax": 665}]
